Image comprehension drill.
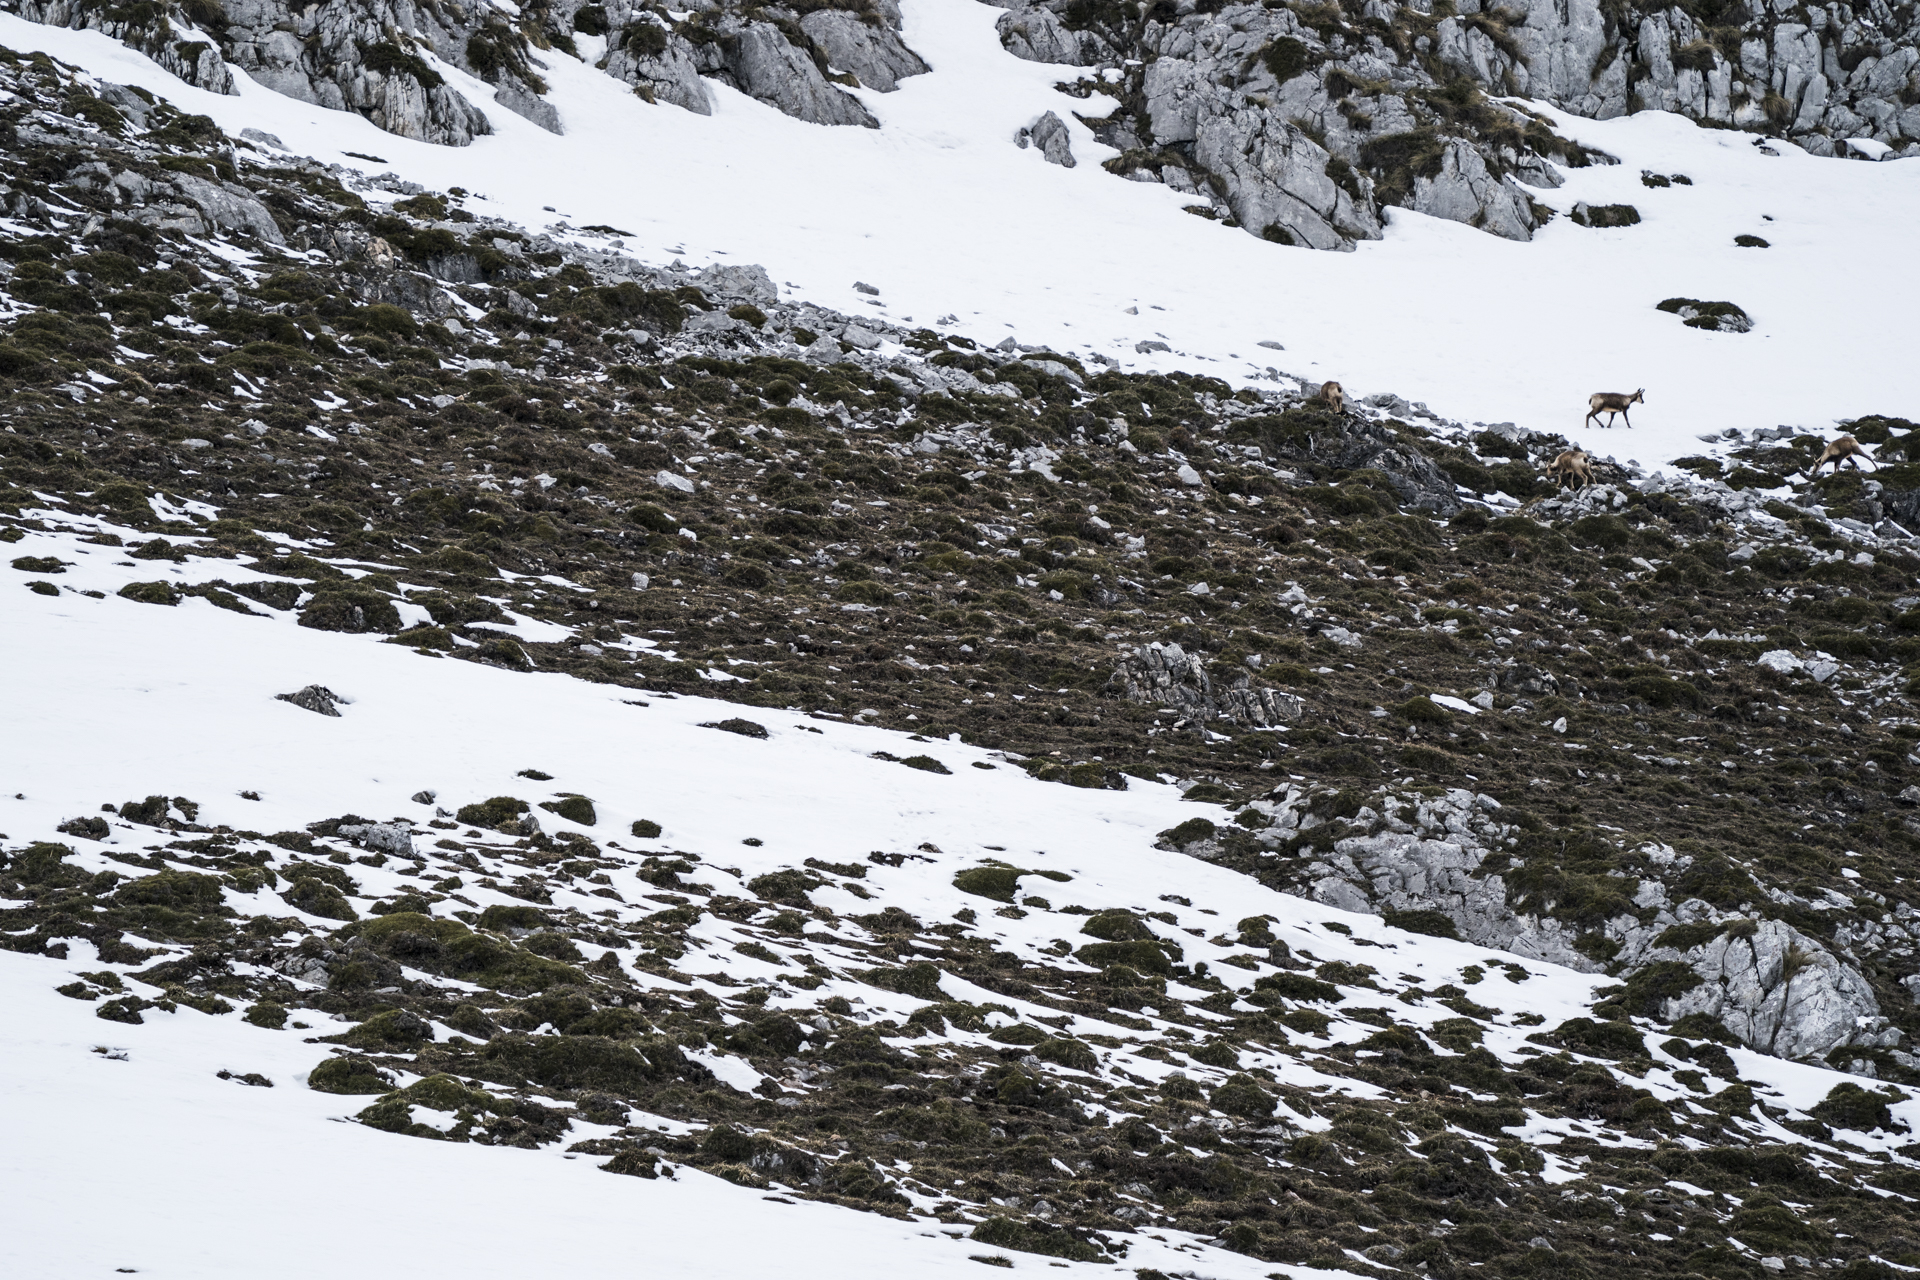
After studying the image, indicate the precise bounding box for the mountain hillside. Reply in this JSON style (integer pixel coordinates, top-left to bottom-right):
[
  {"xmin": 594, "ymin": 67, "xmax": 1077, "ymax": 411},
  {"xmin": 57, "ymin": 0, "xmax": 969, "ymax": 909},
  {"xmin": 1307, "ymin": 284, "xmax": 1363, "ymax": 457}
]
[{"xmin": 4, "ymin": 8, "xmax": 1920, "ymax": 1280}]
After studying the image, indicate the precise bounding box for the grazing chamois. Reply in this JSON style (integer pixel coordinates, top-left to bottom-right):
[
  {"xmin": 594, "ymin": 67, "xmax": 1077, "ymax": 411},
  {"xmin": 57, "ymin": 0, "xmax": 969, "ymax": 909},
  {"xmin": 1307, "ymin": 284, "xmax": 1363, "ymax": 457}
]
[
  {"xmin": 1585, "ymin": 388, "xmax": 1644, "ymax": 430},
  {"xmin": 1812, "ymin": 434, "xmax": 1876, "ymax": 476},
  {"xmin": 1317, "ymin": 380, "xmax": 1344, "ymax": 413},
  {"xmin": 1548, "ymin": 449, "xmax": 1594, "ymax": 490}
]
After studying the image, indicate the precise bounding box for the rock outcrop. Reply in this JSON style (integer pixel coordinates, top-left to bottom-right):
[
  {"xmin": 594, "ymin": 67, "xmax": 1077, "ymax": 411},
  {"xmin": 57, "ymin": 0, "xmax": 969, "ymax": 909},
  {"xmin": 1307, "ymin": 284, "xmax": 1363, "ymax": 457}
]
[
  {"xmin": 991, "ymin": 0, "xmax": 1920, "ymax": 248},
  {"xmin": 591, "ymin": 0, "xmax": 926, "ymax": 127},
  {"xmin": 1017, "ymin": 111, "xmax": 1077, "ymax": 167},
  {"xmin": 1202, "ymin": 784, "xmax": 1894, "ymax": 1065},
  {"xmin": 1107, "ymin": 641, "xmax": 1303, "ymax": 728},
  {"xmin": 3, "ymin": 0, "xmax": 933, "ymax": 141}
]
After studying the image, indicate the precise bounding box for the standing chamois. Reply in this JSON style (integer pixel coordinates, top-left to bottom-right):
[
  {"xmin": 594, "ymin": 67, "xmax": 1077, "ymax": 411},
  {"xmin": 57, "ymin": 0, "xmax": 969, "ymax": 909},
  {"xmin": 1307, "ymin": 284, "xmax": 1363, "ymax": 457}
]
[
  {"xmin": 1585, "ymin": 389, "xmax": 1644, "ymax": 430},
  {"xmin": 1811, "ymin": 435, "xmax": 1876, "ymax": 476},
  {"xmin": 1316, "ymin": 381, "xmax": 1344, "ymax": 413}
]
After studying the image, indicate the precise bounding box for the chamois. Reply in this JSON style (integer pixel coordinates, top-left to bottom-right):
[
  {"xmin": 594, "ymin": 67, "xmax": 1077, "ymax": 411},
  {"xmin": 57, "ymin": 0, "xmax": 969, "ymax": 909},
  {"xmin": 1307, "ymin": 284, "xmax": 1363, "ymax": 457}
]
[
  {"xmin": 1811, "ymin": 434, "xmax": 1876, "ymax": 476},
  {"xmin": 1585, "ymin": 388, "xmax": 1644, "ymax": 430},
  {"xmin": 1548, "ymin": 449, "xmax": 1594, "ymax": 490},
  {"xmin": 1316, "ymin": 380, "xmax": 1344, "ymax": 413}
]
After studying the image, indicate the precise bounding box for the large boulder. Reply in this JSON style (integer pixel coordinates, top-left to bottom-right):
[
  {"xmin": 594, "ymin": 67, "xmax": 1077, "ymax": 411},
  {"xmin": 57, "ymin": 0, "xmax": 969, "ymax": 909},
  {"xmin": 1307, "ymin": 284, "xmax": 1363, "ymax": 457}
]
[{"xmin": 799, "ymin": 10, "xmax": 927, "ymax": 92}]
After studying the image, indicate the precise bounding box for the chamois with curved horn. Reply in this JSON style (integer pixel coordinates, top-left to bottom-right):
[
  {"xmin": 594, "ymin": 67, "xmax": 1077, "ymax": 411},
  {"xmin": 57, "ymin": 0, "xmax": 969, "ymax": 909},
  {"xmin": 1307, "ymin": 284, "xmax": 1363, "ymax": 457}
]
[{"xmin": 1585, "ymin": 388, "xmax": 1644, "ymax": 430}]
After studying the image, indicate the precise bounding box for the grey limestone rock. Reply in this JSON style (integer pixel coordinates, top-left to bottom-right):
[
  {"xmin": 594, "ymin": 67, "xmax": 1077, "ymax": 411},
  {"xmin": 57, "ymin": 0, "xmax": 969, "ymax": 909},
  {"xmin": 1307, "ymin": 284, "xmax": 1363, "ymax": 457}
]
[
  {"xmin": 1107, "ymin": 641, "xmax": 1303, "ymax": 728},
  {"xmin": 1194, "ymin": 109, "xmax": 1381, "ymax": 251},
  {"xmin": 15, "ymin": 0, "xmax": 238, "ymax": 94},
  {"xmin": 12, "ymin": 0, "xmax": 578, "ymax": 145},
  {"xmin": 1017, "ymin": 111, "xmax": 1076, "ymax": 167},
  {"xmin": 799, "ymin": 9, "xmax": 928, "ymax": 92},
  {"xmin": 994, "ymin": 0, "xmax": 1920, "ymax": 250},
  {"xmin": 166, "ymin": 173, "xmax": 287, "ymax": 246},
  {"xmin": 694, "ymin": 20, "xmax": 878, "ymax": 128},
  {"xmin": 277, "ymin": 685, "xmax": 345, "ymax": 716},
  {"xmin": 801, "ymin": 334, "xmax": 846, "ymax": 363},
  {"xmin": 1405, "ymin": 138, "xmax": 1541, "ymax": 242},
  {"xmin": 1267, "ymin": 785, "xmax": 1890, "ymax": 1064},
  {"xmin": 697, "ymin": 262, "xmax": 779, "ymax": 306},
  {"xmin": 996, "ymin": 6, "xmax": 1108, "ymax": 66},
  {"xmin": 601, "ymin": 22, "xmax": 714, "ymax": 115},
  {"xmin": 336, "ymin": 822, "xmax": 417, "ymax": 858},
  {"xmin": 1660, "ymin": 920, "xmax": 1884, "ymax": 1061}
]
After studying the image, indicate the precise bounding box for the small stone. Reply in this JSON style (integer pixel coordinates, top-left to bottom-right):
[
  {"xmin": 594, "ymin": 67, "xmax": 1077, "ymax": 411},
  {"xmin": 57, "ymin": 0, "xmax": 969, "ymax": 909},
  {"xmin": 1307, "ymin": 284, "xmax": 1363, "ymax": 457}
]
[
  {"xmin": 411, "ymin": 790, "xmax": 437, "ymax": 805},
  {"xmin": 655, "ymin": 470, "xmax": 695, "ymax": 494},
  {"xmin": 276, "ymin": 685, "xmax": 344, "ymax": 717},
  {"xmin": 853, "ymin": 281, "xmax": 880, "ymax": 295},
  {"xmin": 336, "ymin": 822, "xmax": 415, "ymax": 857}
]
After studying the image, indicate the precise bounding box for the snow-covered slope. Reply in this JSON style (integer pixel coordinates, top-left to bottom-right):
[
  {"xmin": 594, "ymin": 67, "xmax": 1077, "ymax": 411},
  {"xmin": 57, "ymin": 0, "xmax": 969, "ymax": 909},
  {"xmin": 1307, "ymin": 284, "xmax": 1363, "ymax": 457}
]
[
  {"xmin": 6, "ymin": 493, "xmax": 1920, "ymax": 1278},
  {"xmin": 3, "ymin": 3, "xmax": 1916, "ymax": 465}
]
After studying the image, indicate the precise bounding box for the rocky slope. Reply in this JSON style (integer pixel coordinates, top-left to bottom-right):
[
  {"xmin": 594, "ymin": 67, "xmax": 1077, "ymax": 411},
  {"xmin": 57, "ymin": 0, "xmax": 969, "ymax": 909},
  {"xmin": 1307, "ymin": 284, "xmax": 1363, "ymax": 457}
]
[
  {"xmin": 7, "ymin": 0, "xmax": 1916, "ymax": 255},
  {"xmin": 6, "ymin": 0, "xmax": 930, "ymax": 136},
  {"xmin": 10, "ymin": 44, "xmax": 1920, "ymax": 1278}
]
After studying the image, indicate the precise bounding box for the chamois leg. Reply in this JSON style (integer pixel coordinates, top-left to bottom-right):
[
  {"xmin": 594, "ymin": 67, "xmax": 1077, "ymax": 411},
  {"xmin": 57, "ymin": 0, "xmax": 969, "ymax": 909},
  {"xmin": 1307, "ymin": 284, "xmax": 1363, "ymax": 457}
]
[{"xmin": 1617, "ymin": 408, "xmax": 1632, "ymax": 429}]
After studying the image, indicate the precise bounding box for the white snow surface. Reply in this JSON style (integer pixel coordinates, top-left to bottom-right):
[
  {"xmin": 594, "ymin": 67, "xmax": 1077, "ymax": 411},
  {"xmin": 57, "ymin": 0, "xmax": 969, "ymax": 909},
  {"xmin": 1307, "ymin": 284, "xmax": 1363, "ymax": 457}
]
[{"xmin": 4, "ymin": 1, "xmax": 1918, "ymax": 466}]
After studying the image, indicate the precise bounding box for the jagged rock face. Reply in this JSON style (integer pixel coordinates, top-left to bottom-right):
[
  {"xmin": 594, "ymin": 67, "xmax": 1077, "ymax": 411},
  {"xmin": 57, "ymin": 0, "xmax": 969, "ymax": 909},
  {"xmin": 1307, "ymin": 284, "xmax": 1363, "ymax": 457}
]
[
  {"xmin": 1263, "ymin": 786, "xmax": 1889, "ymax": 1063},
  {"xmin": 1107, "ymin": 642, "xmax": 1303, "ymax": 728},
  {"xmin": 691, "ymin": 19, "xmax": 879, "ymax": 129},
  {"xmin": 799, "ymin": 5, "xmax": 928, "ymax": 92},
  {"xmin": 991, "ymin": 0, "xmax": 1920, "ymax": 248},
  {"xmin": 15, "ymin": 0, "xmax": 238, "ymax": 94},
  {"xmin": 600, "ymin": 15, "xmax": 714, "ymax": 115},
  {"xmin": 1405, "ymin": 137, "xmax": 1540, "ymax": 242},
  {"xmin": 997, "ymin": 4, "xmax": 1107, "ymax": 65},
  {"xmin": 593, "ymin": 0, "xmax": 924, "ymax": 126},
  {"xmin": 6, "ymin": 0, "xmax": 937, "ymax": 139},
  {"xmin": 1192, "ymin": 107, "xmax": 1381, "ymax": 251}
]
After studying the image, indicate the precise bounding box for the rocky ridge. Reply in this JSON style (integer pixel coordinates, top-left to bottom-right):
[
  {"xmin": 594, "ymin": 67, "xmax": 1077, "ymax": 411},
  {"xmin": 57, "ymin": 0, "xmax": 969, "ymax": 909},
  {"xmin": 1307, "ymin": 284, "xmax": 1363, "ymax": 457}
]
[
  {"xmin": 995, "ymin": 0, "xmax": 1920, "ymax": 247},
  {"xmin": 5, "ymin": 0, "xmax": 931, "ymax": 137}
]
